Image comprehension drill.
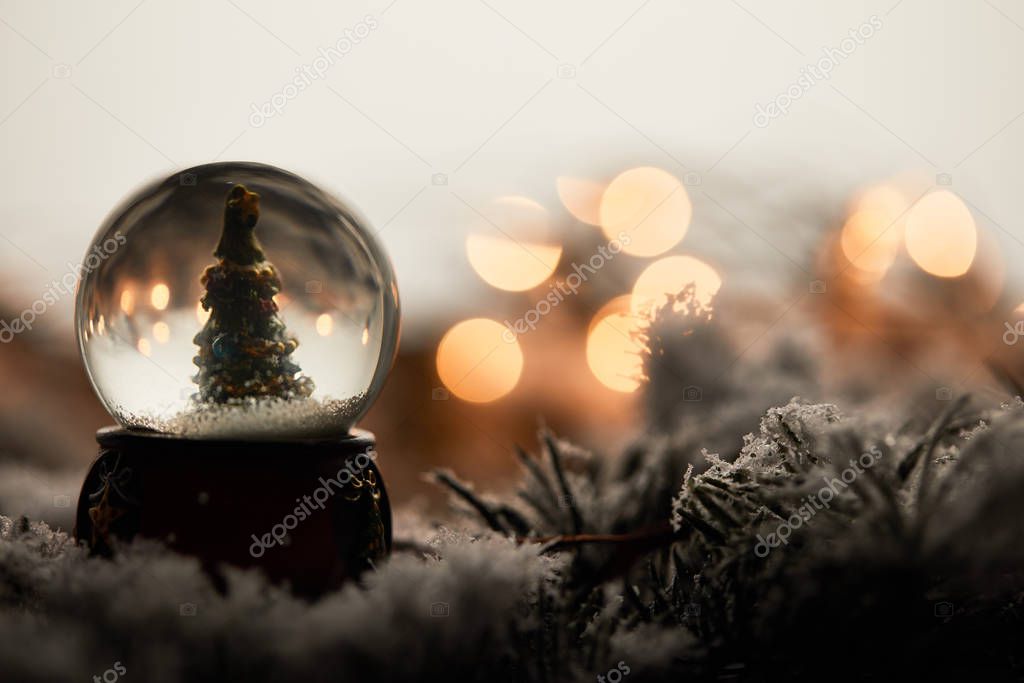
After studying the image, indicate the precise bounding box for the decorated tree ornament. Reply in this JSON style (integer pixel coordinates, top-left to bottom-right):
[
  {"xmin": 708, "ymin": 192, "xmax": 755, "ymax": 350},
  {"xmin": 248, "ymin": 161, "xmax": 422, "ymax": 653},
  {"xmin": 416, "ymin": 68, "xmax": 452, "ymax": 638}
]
[
  {"xmin": 76, "ymin": 162, "xmax": 398, "ymax": 440},
  {"xmin": 72, "ymin": 162, "xmax": 399, "ymax": 594},
  {"xmin": 192, "ymin": 184, "xmax": 315, "ymax": 403}
]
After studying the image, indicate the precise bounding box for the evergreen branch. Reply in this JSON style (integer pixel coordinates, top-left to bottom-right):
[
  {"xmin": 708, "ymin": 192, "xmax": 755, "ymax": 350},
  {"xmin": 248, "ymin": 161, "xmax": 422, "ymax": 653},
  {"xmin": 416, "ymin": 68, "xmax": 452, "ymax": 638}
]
[
  {"xmin": 496, "ymin": 505, "xmax": 533, "ymax": 536},
  {"xmin": 543, "ymin": 433, "xmax": 583, "ymax": 535},
  {"xmin": 898, "ymin": 394, "xmax": 969, "ymax": 481},
  {"xmin": 431, "ymin": 469, "xmax": 508, "ymax": 534},
  {"xmin": 515, "ymin": 444, "xmax": 562, "ymax": 513},
  {"xmin": 530, "ymin": 522, "xmax": 678, "ymax": 554}
]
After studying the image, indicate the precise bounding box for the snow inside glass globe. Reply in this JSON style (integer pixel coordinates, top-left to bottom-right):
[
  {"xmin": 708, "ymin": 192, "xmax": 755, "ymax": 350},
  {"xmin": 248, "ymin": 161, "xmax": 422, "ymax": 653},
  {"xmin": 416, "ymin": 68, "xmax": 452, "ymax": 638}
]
[{"xmin": 75, "ymin": 162, "xmax": 399, "ymax": 440}]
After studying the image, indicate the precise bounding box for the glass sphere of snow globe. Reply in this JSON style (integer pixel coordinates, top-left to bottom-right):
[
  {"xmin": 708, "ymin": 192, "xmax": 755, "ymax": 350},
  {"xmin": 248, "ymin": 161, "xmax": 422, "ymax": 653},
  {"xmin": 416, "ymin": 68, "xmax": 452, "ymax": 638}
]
[{"xmin": 75, "ymin": 162, "xmax": 399, "ymax": 440}]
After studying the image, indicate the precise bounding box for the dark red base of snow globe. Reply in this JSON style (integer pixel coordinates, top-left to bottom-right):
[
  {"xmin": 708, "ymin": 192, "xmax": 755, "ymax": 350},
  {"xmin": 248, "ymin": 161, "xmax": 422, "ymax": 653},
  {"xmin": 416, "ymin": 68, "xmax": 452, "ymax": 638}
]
[{"xmin": 74, "ymin": 427, "xmax": 391, "ymax": 597}]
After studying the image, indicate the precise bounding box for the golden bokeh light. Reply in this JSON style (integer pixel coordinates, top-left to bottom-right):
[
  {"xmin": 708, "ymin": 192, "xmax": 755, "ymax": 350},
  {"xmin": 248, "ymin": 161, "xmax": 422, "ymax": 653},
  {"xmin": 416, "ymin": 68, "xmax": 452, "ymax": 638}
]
[
  {"xmin": 152, "ymin": 321, "xmax": 170, "ymax": 344},
  {"xmin": 840, "ymin": 210, "xmax": 901, "ymax": 279},
  {"xmin": 466, "ymin": 195, "xmax": 562, "ymax": 291},
  {"xmin": 600, "ymin": 167, "xmax": 692, "ymax": 257},
  {"xmin": 150, "ymin": 283, "xmax": 170, "ymax": 310},
  {"xmin": 904, "ymin": 190, "xmax": 977, "ymax": 278},
  {"xmin": 315, "ymin": 313, "xmax": 333, "ymax": 336},
  {"xmin": 137, "ymin": 338, "xmax": 151, "ymax": 356},
  {"xmin": 840, "ymin": 185, "xmax": 908, "ymax": 279},
  {"xmin": 436, "ymin": 318, "xmax": 523, "ymax": 403},
  {"xmin": 556, "ymin": 176, "xmax": 605, "ymax": 226},
  {"xmin": 465, "ymin": 235, "xmax": 562, "ymax": 292},
  {"xmin": 119, "ymin": 288, "xmax": 135, "ymax": 315},
  {"xmin": 631, "ymin": 255, "xmax": 722, "ymax": 316},
  {"xmin": 586, "ymin": 296, "xmax": 643, "ymax": 393}
]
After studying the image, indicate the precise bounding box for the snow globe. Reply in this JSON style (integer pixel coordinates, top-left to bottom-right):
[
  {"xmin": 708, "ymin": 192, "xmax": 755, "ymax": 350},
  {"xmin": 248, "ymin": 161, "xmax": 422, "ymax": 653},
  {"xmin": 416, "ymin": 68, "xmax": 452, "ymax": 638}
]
[{"xmin": 73, "ymin": 162, "xmax": 398, "ymax": 594}]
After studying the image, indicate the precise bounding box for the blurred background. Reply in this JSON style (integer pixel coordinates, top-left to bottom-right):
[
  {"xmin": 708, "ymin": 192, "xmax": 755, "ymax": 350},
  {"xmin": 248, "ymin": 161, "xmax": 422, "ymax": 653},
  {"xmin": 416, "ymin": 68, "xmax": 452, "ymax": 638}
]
[{"xmin": 2, "ymin": 0, "xmax": 1024, "ymax": 526}]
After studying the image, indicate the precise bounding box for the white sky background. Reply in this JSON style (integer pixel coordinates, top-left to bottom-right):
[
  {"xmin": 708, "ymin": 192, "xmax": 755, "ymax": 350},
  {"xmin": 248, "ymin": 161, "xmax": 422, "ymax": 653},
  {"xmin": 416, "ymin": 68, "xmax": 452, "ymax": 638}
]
[{"xmin": 1, "ymin": 0, "xmax": 1023, "ymax": 346}]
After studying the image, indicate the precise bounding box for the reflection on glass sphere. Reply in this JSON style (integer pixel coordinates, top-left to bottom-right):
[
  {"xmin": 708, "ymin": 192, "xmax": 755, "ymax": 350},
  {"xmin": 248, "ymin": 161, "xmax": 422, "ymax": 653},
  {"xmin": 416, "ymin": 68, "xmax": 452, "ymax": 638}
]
[{"xmin": 75, "ymin": 162, "xmax": 400, "ymax": 440}]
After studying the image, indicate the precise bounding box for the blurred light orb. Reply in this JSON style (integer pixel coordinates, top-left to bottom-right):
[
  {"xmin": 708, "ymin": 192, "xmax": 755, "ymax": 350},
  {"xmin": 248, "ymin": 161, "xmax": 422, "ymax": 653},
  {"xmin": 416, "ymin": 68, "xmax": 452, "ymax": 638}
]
[
  {"xmin": 152, "ymin": 321, "xmax": 170, "ymax": 344},
  {"xmin": 437, "ymin": 318, "xmax": 523, "ymax": 403},
  {"xmin": 556, "ymin": 176, "xmax": 605, "ymax": 226},
  {"xmin": 904, "ymin": 190, "xmax": 977, "ymax": 278},
  {"xmin": 315, "ymin": 313, "xmax": 333, "ymax": 337},
  {"xmin": 465, "ymin": 235, "xmax": 561, "ymax": 291},
  {"xmin": 586, "ymin": 296, "xmax": 643, "ymax": 393},
  {"xmin": 119, "ymin": 288, "xmax": 135, "ymax": 314},
  {"xmin": 600, "ymin": 167, "xmax": 692, "ymax": 257},
  {"xmin": 150, "ymin": 282, "xmax": 170, "ymax": 310},
  {"xmin": 840, "ymin": 185, "xmax": 908, "ymax": 279},
  {"xmin": 75, "ymin": 162, "xmax": 400, "ymax": 440},
  {"xmin": 631, "ymin": 255, "xmax": 721, "ymax": 316},
  {"xmin": 840, "ymin": 209, "xmax": 902, "ymax": 279},
  {"xmin": 465, "ymin": 196, "xmax": 561, "ymax": 291}
]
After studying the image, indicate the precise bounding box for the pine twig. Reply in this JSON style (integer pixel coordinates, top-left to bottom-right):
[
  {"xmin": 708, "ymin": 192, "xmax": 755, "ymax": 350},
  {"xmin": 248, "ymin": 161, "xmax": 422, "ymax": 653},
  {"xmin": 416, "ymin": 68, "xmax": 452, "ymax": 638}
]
[
  {"xmin": 898, "ymin": 394, "xmax": 969, "ymax": 481},
  {"xmin": 515, "ymin": 444, "xmax": 561, "ymax": 512},
  {"xmin": 526, "ymin": 522, "xmax": 678, "ymax": 555},
  {"xmin": 432, "ymin": 469, "xmax": 507, "ymax": 534},
  {"xmin": 543, "ymin": 433, "xmax": 583, "ymax": 535}
]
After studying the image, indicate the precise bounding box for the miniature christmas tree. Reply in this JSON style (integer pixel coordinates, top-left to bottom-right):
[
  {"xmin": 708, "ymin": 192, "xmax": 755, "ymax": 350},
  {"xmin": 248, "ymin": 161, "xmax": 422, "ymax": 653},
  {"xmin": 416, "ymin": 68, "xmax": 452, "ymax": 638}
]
[{"xmin": 192, "ymin": 184, "xmax": 314, "ymax": 403}]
